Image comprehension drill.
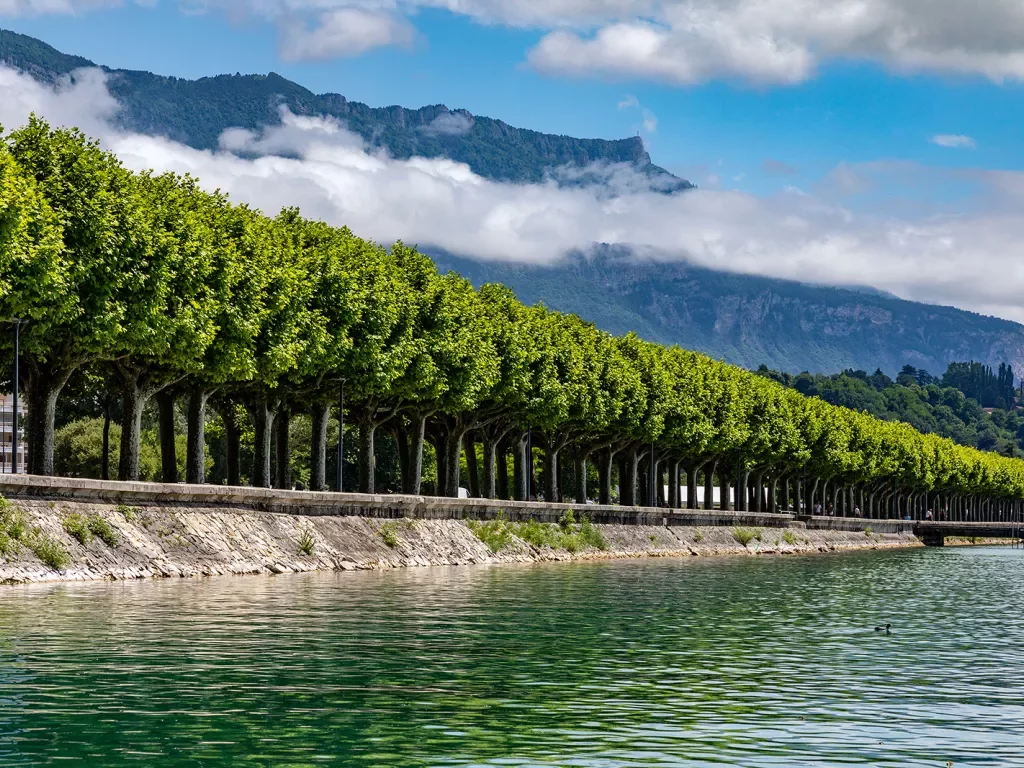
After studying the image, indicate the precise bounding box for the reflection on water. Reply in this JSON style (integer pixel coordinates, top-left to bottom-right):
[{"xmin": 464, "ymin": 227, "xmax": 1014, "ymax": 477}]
[{"xmin": 1, "ymin": 547, "xmax": 1023, "ymax": 766}]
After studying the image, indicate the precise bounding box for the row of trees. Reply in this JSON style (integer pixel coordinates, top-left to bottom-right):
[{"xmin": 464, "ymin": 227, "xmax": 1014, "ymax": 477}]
[{"xmin": 3, "ymin": 118, "xmax": 1024, "ymax": 521}]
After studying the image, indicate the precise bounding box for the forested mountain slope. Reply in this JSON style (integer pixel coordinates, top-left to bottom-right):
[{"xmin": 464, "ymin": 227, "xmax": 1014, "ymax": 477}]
[
  {"xmin": 433, "ymin": 252, "xmax": 1024, "ymax": 375},
  {"xmin": 756, "ymin": 363, "xmax": 1024, "ymax": 458}
]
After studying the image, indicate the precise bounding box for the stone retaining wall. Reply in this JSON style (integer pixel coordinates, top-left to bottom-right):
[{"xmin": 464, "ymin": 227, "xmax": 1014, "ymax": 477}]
[{"xmin": 0, "ymin": 477, "xmax": 921, "ymax": 585}]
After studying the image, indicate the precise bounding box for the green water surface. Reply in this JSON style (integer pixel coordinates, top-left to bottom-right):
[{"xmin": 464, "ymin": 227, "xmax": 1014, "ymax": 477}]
[{"xmin": 1, "ymin": 547, "xmax": 1023, "ymax": 766}]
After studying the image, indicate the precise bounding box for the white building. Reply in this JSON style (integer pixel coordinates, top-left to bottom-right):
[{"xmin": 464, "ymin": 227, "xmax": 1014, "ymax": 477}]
[{"xmin": 0, "ymin": 394, "xmax": 26, "ymax": 474}]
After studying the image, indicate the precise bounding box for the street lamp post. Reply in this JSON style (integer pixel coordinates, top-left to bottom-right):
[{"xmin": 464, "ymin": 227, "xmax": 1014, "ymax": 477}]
[{"xmin": 336, "ymin": 378, "xmax": 345, "ymax": 493}]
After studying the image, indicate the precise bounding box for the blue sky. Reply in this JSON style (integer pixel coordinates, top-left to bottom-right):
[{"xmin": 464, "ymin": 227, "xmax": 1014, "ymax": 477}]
[
  {"xmin": 5, "ymin": 1, "xmax": 1024, "ymax": 322},
  {"xmin": 5, "ymin": 1, "xmax": 1023, "ymax": 200}
]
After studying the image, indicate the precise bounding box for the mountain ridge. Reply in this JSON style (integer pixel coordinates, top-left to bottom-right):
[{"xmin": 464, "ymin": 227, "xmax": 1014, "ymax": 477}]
[
  {"xmin": 3, "ymin": 27, "xmax": 1022, "ymax": 376},
  {"xmin": 0, "ymin": 28, "xmax": 684, "ymax": 187}
]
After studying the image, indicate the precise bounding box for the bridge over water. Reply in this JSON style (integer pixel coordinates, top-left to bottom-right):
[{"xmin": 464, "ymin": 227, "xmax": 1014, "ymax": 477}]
[{"xmin": 913, "ymin": 521, "xmax": 1024, "ymax": 547}]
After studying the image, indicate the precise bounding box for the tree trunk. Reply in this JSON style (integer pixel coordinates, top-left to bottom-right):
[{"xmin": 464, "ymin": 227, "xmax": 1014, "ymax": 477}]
[
  {"xmin": 434, "ymin": 433, "xmax": 447, "ymax": 497},
  {"xmin": 496, "ymin": 439, "xmax": 509, "ymax": 500},
  {"xmin": 513, "ymin": 432, "xmax": 528, "ymax": 501},
  {"xmin": 720, "ymin": 471, "xmax": 731, "ymax": 512},
  {"xmin": 275, "ymin": 406, "xmax": 291, "ymax": 489},
  {"xmin": 735, "ymin": 466, "xmax": 747, "ymax": 511},
  {"xmin": 703, "ymin": 460, "xmax": 716, "ymax": 511},
  {"xmin": 249, "ymin": 398, "xmax": 275, "ymax": 489},
  {"xmin": 358, "ymin": 421, "xmax": 376, "ymax": 494},
  {"xmin": 310, "ymin": 401, "xmax": 329, "ymax": 491},
  {"xmin": 599, "ymin": 448, "xmax": 615, "ymax": 505},
  {"xmin": 668, "ymin": 462, "xmax": 680, "ymax": 509},
  {"xmin": 639, "ymin": 456, "xmax": 650, "ymax": 507},
  {"xmin": 101, "ymin": 398, "xmax": 111, "ymax": 481},
  {"xmin": 394, "ymin": 420, "xmax": 410, "ymax": 494},
  {"xmin": 482, "ymin": 435, "xmax": 498, "ymax": 499},
  {"xmin": 465, "ymin": 432, "xmax": 480, "ymax": 498},
  {"xmin": 753, "ymin": 472, "xmax": 764, "ymax": 512},
  {"xmin": 621, "ymin": 451, "xmax": 638, "ymax": 506},
  {"xmin": 574, "ymin": 452, "xmax": 587, "ymax": 505},
  {"xmin": 544, "ymin": 446, "xmax": 559, "ymax": 503},
  {"xmin": 222, "ymin": 404, "xmax": 241, "ymax": 486},
  {"xmin": 402, "ymin": 413, "xmax": 426, "ymax": 494},
  {"xmin": 118, "ymin": 377, "xmax": 147, "ymax": 482},
  {"xmin": 157, "ymin": 390, "xmax": 177, "ymax": 484},
  {"xmin": 686, "ymin": 464, "xmax": 698, "ymax": 510},
  {"xmin": 25, "ymin": 361, "xmax": 76, "ymax": 476},
  {"xmin": 443, "ymin": 429, "xmax": 464, "ymax": 498},
  {"xmin": 186, "ymin": 387, "xmax": 211, "ymax": 485}
]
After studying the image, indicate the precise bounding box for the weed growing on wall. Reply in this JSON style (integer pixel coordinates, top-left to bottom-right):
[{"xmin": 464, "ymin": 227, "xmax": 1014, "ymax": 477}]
[
  {"xmin": 298, "ymin": 528, "xmax": 316, "ymax": 556},
  {"xmin": 732, "ymin": 527, "xmax": 762, "ymax": 547},
  {"xmin": 61, "ymin": 513, "xmax": 93, "ymax": 545}
]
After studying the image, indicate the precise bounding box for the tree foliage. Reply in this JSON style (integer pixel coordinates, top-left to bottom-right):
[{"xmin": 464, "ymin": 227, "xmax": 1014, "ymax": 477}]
[{"xmin": 5, "ymin": 120, "xmax": 1024, "ymax": 506}]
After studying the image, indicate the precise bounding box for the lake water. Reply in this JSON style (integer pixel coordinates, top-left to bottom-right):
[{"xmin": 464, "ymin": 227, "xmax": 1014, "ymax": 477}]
[{"xmin": 1, "ymin": 546, "xmax": 1023, "ymax": 767}]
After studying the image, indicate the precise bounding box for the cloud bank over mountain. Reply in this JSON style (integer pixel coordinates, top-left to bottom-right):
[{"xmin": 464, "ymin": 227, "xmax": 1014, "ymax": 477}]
[
  {"xmin": 4, "ymin": 64, "xmax": 1024, "ymax": 324},
  {"xmin": 8, "ymin": 1, "xmax": 1024, "ymax": 85}
]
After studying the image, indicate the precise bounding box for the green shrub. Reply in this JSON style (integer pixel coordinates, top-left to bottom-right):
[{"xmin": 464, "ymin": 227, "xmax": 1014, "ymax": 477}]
[
  {"xmin": 116, "ymin": 504, "xmax": 141, "ymax": 522},
  {"xmin": 0, "ymin": 497, "xmax": 27, "ymax": 542},
  {"xmin": 782, "ymin": 530, "xmax": 798, "ymax": 545},
  {"xmin": 468, "ymin": 513, "xmax": 513, "ymax": 553},
  {"xmin": 468, "ymin": 512, "xmax": 607, "ymax": 553},
  {"xmin": 733, "ymin": 527, "xmax": 759, "ymax": 546},
  {"xmin": 61, "ymin": 513, "xmax": 93, "ymax": 545},
  {"xmin": 87, "ymin": 515, "xmax": 119, "ymax": 547},
  {"xmin": 514, "ymin": 519, "xmax": 555, "ymax": 549},
  {"xmin": 693, "ymin": 530, "xmax": 704, "ymax": 543},
  {"xmin": 298, "ymin": 527, "xmax": 316, "ymax": 556},
  {"xmin": 29, "ymin": 531, "xmax": 71, "ymax": 571},
  {"xmin": 54, "ymin": 418, "xmax": 195, "ymax": 481},
  {"xmin": 864, "ymin": 526, "xmax": 873, "ymax": 536},
  {"xmin": 577, "ymin": 514, "xmax": 607, "ymax": 551},
  {"xmin": 379, "ymin": 522, "xmax": 399, "ymax": 548}
]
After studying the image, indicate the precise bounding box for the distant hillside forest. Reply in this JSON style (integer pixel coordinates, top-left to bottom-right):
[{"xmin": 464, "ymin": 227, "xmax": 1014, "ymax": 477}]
[{"xmin": 756, "ymin": 361, "xmax": 1024, "ymax": 458}]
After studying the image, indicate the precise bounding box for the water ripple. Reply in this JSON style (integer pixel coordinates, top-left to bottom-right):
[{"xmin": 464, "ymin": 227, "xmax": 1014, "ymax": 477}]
[{"xmin": 1, "ymin": 547, "xmax": 1023, "ymax": 766}]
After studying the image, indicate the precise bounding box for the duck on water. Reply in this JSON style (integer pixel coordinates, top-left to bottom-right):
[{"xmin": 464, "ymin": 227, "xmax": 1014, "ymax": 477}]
[{"xmin": 875, "ymin": 623, "xmax": 892, "ymax": 634}]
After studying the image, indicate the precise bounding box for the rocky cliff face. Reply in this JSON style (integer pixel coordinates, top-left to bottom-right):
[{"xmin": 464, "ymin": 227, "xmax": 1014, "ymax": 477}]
[
  {"xmin": 435, "ymin": 252, "xmax": 1024, "ymax": 375},
  {"xmin": 0, "ymin": 29, "xmax": 684, "ymax": 185}
]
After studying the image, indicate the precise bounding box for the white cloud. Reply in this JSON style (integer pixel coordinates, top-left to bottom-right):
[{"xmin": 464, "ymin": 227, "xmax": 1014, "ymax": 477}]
[
  {"xmin": 420, "ymin": 111, "xmax": 474, "ymax": 136},
  {"xmin": 12, "ymin": 1, "xmax": 1024, "ymax": 84},
  {"xmin": 615, "ymin": 92, "xmax": 657, "ymax": 133},
  {"xmin": 277, "ymin": 7, "xmax": 415, "ymax": 60},
  {"xmin": 9, "ymin": 65, "xmax": 1024, "ymax": 324},
  {"xmin": 0, "ymin": 0, "xmax": 122, "ymax": 15},
  {"xmin": 932, "ymin": 134, "xmax": 977, "ymax": 149}
]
